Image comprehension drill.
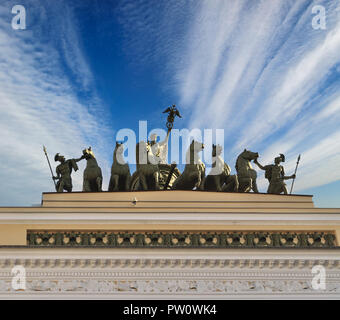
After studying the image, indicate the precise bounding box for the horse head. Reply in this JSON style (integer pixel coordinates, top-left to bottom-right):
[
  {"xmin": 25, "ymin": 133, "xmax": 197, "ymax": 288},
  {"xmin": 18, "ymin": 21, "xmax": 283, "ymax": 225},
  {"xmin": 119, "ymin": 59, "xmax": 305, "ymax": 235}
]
[
  {"xmin": 212, "ymin": 144, "xmax": 223, "ymax": 157},
  {"xmin": 115, "ymin": 142, "xmax": 124, "ymax": 154},
  {"xmin": 190, "ymin": 140, "xmax": 204, "ymax": 152},
  {"xmin": 83, "ymin": 147, "xmax": 96, "ymax": 160},
  {"xmin": 82, "ymin": 146, "xmax": 102, "ymax": 192},
  {"xmin": 114, "ymin": 142, "xmax": 125, "ymax": 165},
  {"xmin": 235, "ymin": 149, "xmax": 259, "ymax": 174},
  {"xmin": 240, "ymin": 149, "xmax": 259, "ymax": 161},
  {"xmin": 187, "ymin": 140, "xmax": 204, "ymax": 164}
]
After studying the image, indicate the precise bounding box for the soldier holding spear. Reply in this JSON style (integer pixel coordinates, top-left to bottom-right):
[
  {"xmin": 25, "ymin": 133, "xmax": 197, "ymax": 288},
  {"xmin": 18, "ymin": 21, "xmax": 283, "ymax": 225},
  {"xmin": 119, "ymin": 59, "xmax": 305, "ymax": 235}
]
[
  {"xmin": 43, "ymin": 146, "xmax": 84, "ymax": 192},
  {"xmin": 254, "ymin": 154, "xmax": 297, "ymax": 195}
]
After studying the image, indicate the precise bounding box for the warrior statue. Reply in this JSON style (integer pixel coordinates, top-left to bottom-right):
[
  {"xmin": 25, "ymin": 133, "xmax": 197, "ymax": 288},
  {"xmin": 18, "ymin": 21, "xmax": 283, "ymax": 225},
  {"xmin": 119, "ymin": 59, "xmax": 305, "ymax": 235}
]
[
  {"xmin": 254, "ymin": 154, "xmax": 296, "ymax": 194},
  {"xmin": 53, "ymin": 153, "xmax": 84, "ymax": 192}
]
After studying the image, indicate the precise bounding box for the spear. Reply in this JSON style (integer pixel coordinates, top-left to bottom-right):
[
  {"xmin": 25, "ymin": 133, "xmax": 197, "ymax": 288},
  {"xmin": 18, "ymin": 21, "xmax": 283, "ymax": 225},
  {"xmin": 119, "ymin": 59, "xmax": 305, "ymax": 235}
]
[
  {"xmin": 43, "ymin": 145, "xmax": 57, "ymax": 190},
  {"xmin": 290, "ymin": 154, "xmax": 301, "ymax": 195}
]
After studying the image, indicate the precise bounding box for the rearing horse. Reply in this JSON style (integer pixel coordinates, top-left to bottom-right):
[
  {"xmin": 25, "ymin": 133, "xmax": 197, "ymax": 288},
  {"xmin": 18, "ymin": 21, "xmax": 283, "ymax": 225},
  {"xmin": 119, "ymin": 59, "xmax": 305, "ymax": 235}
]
[
  {"xmin": 82, "ymin": 147, "xmax": 103, "ymax": 192},
  {"xmin": 235, "ymin": 149, "xmax": 259, "ymax": 193}
]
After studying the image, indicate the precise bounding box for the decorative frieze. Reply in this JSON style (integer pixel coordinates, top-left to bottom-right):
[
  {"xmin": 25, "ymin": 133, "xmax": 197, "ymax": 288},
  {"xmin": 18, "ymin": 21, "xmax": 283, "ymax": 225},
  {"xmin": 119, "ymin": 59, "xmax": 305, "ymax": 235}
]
[
  {"xmin": 26, "ymin": 230, "xmax": 337, "ymax": 248},
  {"xmin": 1, "ymin": 250, "xmax": 340, "ymax": 298},
  {"xmin": 1, "ymin": 278, "xmax": 340, "ymax": 295}
]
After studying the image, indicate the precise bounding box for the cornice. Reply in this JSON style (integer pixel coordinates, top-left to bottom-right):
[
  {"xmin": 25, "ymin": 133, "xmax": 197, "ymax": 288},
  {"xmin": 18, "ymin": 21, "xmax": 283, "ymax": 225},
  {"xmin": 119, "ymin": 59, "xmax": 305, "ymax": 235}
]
[
  {"xmin": 1, "ymin": 256, "xmax": 339, "ymax": 269},
  {"xmin": 1, "ymin": 212, "xmax": 340, "ymax": 226}
]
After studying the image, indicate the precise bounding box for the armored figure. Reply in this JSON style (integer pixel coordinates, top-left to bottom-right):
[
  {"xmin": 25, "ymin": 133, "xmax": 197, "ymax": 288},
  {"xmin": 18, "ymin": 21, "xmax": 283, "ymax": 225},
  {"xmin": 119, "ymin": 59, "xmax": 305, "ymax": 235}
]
[
  {"xmin": 254, "ymin": 154, "xmax": 295, "ymax": 194},
  {"xmin": 53, "ymin": 153, "xmax": 84, "ymax": 192}
]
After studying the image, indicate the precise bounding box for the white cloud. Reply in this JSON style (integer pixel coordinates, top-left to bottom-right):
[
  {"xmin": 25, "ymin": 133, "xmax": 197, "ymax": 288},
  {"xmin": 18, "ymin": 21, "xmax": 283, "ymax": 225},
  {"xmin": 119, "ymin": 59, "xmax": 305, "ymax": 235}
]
[
  {"xmin": 171, "ymin": 0, "xmax": 340, "ymax": 194},
  {"xmin": 0, "ymin": 1, "xmax": 112, "ymax": 205},
  {"xmin": 1, "ymin": 0, "xmax": 340, "ymax": 205}
]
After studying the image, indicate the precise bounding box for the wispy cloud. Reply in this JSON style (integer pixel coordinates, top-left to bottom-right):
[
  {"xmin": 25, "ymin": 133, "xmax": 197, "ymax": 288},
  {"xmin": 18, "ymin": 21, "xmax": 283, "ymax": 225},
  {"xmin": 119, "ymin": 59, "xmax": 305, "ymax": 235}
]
[
  {"xmin": 169, "ymin": 0, "xmax": 340, "ymax": 193},
  {"xmin": 0, "ymin": 1, "xmax": 112, "ymax": 205},
  {"xmin": 97, "ymin": 0, "xmax": 340, "ymax": 195},
  {"xmin": 1, "ymin": 0, "xmax": 339, "ymax": 205}
]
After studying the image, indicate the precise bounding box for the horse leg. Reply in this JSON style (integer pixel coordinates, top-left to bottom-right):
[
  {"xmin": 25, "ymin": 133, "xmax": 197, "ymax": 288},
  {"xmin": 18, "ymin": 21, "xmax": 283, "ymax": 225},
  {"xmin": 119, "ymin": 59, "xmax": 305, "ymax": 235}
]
[
  {"xmin": 96, "ymin": 176, "xmax": 102, "ymax": 192},
  {"xmin": 112, "ymin": 175, "xmax": 119, "ymax": 191},
  {"xmin": 238, "ymin": 177, "xmax": 252, "ymax": 192},
  {"xmin": 83, "ymin": 179, "xmax": 91, "ymax": 192},
  {"xmin": 139, "ymin": 174, "xmax": 148, "ymax": 191},
  {"xmin": 231, "ymin": 175, "xmax": 239, "ymax": 192},
  {"xmin": 198, "ymin": 170, "xmax": 205, "ymax": 191},
  {"xmin": 223, "ymin": 175, "xmax": 238, "ymax": 192},
  {"xmin": 153, "ymin": 171, "xmax": 160, "ymax": 191},
  {"xmin": 252, "ymin": 180, "xmax": 259, "ymax": 193},
  {"xmin": 249, "ymin": 169, "xmax": 258, "ymax": 193},
  {"xmin": 172, "ymin": 175, "xmax": 181, "ymax": 190},
  {"xmin": 215, "ymin": 176, "xmax": 222, "ymax": 192},
  {"xmin": 125, "ymin": 175, "xmax": 131, "ymax": 191},
  {"xmin": 192, "ymin": 172, "xmax": 200, "ymax": 190},
  {"xmin": 237, "ymin": 176, "xmax": 244, "ymax": 192},
  {"xmin": 108, "ymin": 176, "xmax": 114, "ymax": 192},
  {"xmin": 237, "ymin": 177, "xmax": 244, "ymax": 192}
]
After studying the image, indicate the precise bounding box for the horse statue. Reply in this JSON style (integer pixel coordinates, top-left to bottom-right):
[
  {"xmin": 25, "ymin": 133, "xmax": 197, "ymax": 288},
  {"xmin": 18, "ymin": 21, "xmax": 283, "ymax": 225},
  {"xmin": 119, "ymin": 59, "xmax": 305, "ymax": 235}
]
[
  {"xmin": 108, "ymin": 142, "xmax": 131, "ymax": 192},
  {"xmin": 173, "ymin": 140, "xmax": 205, "ymax": 190},
  {"xmin": 82, "ymin": 147, "xmax": 103, "ymax": 192},
  {"xmin": 235, "ymin": 149, "xmax": 259, "ymax": 193},
  {"xmin": 135, "ymin": 141, "xmax": 160, "ymax": 190},
  {"xmin": 204, "ymin": 144, "xmax": 239, "ymax": 192}
]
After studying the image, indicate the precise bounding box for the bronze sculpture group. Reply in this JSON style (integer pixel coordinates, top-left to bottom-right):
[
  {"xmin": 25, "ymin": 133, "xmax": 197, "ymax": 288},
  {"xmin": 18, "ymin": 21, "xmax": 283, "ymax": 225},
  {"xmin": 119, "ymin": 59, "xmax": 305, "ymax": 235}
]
[{"xmin": 45, "ymin": 105, "xmax": 299, "ymax": 195}]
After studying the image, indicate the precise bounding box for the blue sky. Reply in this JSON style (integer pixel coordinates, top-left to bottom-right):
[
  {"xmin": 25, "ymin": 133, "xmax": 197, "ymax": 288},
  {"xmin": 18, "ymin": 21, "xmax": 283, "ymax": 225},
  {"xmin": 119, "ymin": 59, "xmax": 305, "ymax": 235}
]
[{"xmin": 0, "ymin": 0, "xmax": 340, "ymax": 207}]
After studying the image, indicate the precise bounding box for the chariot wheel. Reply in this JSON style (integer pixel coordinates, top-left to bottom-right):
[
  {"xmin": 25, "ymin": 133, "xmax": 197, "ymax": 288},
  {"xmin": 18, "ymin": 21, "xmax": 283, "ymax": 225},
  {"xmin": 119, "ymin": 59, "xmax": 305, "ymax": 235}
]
[{"xmin": 130, "ymin": 164, "xmax": 181, "ymax": 191}]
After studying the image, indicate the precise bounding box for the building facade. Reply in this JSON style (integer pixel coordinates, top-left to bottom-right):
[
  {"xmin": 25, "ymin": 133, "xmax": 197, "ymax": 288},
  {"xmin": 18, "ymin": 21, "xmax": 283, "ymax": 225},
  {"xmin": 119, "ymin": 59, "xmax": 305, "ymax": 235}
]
[{"xmin": 0, "ymin": 191, "xmax": 339, "ymax": 299}]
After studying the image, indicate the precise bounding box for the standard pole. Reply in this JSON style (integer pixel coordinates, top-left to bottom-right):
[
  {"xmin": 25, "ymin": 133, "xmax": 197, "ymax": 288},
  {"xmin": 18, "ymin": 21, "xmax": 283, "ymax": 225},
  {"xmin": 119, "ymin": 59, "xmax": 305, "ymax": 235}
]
[
  {"xmin": 290, "ymin": 154, "xmax": 301, "ymax": 195},
  {"xmin": 43, "ymin": 145, "xmax": 57, "ymax": 190}
]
